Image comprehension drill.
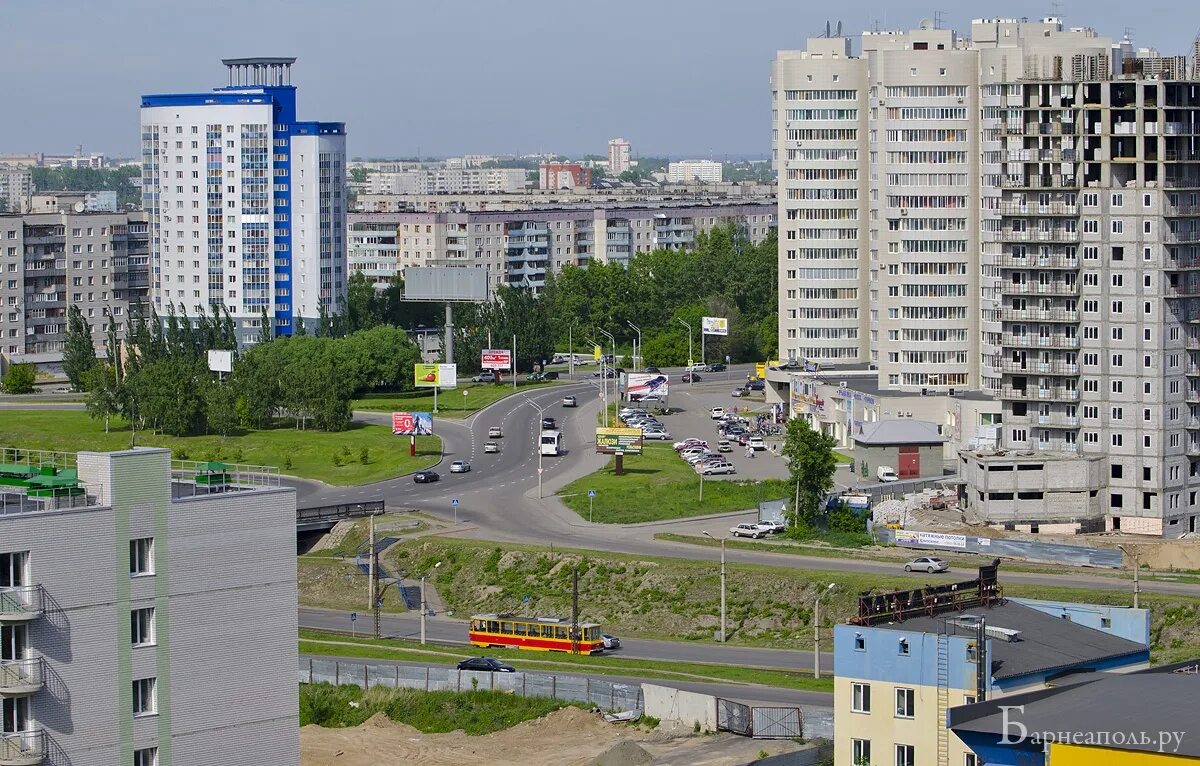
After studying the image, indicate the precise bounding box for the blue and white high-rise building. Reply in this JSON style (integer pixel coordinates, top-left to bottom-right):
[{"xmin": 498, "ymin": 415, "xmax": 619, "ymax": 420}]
[{"xmin": 140, "ymin": 57, "xmax": 346, "ymax": 342}]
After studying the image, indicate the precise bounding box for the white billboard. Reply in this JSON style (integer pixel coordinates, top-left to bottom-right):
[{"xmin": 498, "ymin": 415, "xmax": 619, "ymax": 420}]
[
  {"xmin": 402, "ymin": 267, "xmax": 489, "ymax": 302},
  {"xmin": 701, "ymin": 317, "xmax": 728, "ymax": 336},
  {"xmin": 207, "ymin": 349, "xmax": 233, "ymax": 373}
]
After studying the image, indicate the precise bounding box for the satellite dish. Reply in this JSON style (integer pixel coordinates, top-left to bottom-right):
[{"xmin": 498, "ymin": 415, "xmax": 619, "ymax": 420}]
[
  {"xmin": 73, "ymin": 202, "xmax": 85, "ymax": 212},
  {"xmin": 919, "ymin": 18, "xmax": 932, "ymax": 30}
]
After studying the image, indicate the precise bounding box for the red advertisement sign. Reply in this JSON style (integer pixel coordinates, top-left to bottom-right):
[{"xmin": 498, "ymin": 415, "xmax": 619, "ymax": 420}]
[{"xmin": 482, "ymin": 349, "xmax": 512, "ymax": 370}]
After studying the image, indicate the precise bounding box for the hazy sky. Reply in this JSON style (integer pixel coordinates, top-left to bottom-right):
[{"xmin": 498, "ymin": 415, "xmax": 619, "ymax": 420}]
[{"xmin": 1, "ymin": 0, "xmax": 1194, "ymax": 159}]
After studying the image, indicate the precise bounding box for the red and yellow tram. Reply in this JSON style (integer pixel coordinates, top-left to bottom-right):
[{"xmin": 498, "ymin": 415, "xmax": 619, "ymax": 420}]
[{"xmin": 469, "ymin": 613, "xmax": 605, "ymax": 654}]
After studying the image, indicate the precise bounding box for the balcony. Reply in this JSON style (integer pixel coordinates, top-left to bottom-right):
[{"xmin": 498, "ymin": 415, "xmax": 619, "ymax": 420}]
[
  {"xmin": 999, "ymin": 202, "xmax": 1079, "ymax": 216},
  {"xmin": 1006, "ymin": 282, "xmax": 1079, "ymax": 297},
  {"xmin": 1000, "ymin": 308, "xmax": 1080, "ymax": 323},
  {"xmin": 1001, "ymin": 334, "xmax": 1080, "ymax": 349},
  {"xmin": 1189, "ymin": 444, "xmax": 1200, "ymax": 457},
  {"xmin": 999, "ymin": 361, "xmax": 1079, "ymax": 375},
  {"xmin": 1164, "ymin": 231, "xmax": 1200, "ymax": 244},
  {"xmin": 0, "ymin": 586, "xmax": 43, "ymax": 623},
  {"xmin": 0, "ymin": 730, "xmax": 44, "ymax": 766},
  {"xmin": 1187, "ymin": 418, "xmax": 1200, "ymax": 429},
  {"xmin": 0, "ymin": 659, "xmax": 44, "ymax": 697},
  {"xmin": 999, "ymin": 254, "xmax": 1078, "ymax": 270}
]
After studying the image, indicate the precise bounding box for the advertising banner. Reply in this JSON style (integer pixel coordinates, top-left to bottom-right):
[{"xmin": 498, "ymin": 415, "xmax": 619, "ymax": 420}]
[
  {"xmin": 893, "ymin": 529, "xmax": 967, "ymax": 549},
  {"xmin": 701, "ymin": 316, "xmax": 729, "ymax": 336},
  {"xmin": 596, "ymin": 427, "xmax": 643, "ymax": 455},
  {"xmin": 206, "ymin": 349, "xmax": 233, "ymax": 373},
  {"xmin": 593, "ymin": 345, "xmax": 602, "ymax": 361},
  {"xmin": 624, "ymin": 373, "xmax": 669, "ymax": 401},
  {"xmin": 414, "ymin": 363, "xmax": 457, "ymax": 388},
  {"xmin": 391, "ymin": 412, "xmax": 433, "ymax": 436},
  {"xmin": 481, "ymin": 349, "xmax": 512, "ymax": 371},
  {"xmin": 755, "ymin": 363, "xmax": 766, "ymax": 379}
]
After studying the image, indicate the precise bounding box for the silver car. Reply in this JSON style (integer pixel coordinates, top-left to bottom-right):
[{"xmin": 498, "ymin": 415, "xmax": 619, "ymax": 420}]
[
  {"xmin": 449, "ymin": 460, "xmax": 471, "ymax": 473},
  {"xmin": 905, "ymin": 557, "xmax": 950, "ymax": 574}
]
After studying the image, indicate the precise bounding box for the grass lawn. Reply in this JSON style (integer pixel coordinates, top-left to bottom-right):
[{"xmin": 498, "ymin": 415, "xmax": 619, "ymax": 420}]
[
  {"xmin": 557, "ymin": 443, "xmax": 791, "ymax": 523},
  {"xmin": 0, "ymin": 410, "xmax": 440, "ymax": 485},
  {"xmin": 299, "ymin": 630, "xmax": 834, "ymax": 692},
  {"xmin": 298, "ymin": 558, "xmax": 409, "ymax": 613},
  {"xmin": 353, "ymin": 380, "xmax": 559, "ymax": 418}
]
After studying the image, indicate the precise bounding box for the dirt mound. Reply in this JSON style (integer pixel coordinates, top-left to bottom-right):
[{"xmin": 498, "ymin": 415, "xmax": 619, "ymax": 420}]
[{"xmin": 591, "ymin": 739, "xmax": 653, "ymax": 766}]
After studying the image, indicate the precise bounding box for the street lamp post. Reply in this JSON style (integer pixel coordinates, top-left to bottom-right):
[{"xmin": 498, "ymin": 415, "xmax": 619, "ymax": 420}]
[
  {"xmin": 701, "ymin": 531, "xmax": 727, "ymax": 643},
  {"xmin": 585, "ymin": 335, "xmax": 606, "ymax": 423},
  {"xmin": 1117, "ymin": 545, "xmax": 1141, "ymax": 609},
  {"xmin": 521, "ymin": 396, "xmax": 547, "ymax": 498},
  {"xmin": 598, "ymin": 328, "xmax": 616, "ymax": 424},
  {"xmin": 420, "ymin": 561, "xmax": 442, "ymax": 645},
  {"xmin": 626, "ymin": 321, "xmax": 642, "ymax": 372},
  {"xmin": 814, "ymin": 583, "xmax": 837, "ymax": 679},
  {"xmin": 677, "ymin": 318, "xmax": 693, "ymax": 369}
]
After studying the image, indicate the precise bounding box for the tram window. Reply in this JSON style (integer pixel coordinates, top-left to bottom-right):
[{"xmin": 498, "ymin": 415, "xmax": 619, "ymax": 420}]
[
  {"xmin": 500, "ymin": 622, "xmax": 512, "ymax": 634},
  {"xmin": 514, "ymin": 623, "xmax": 527, "ymax": 636},
  {"xmin": 487, "ymin": 621, "xmax": 500, "ymax": 633},
  {"xmin": 555, "ymin": 627, "xmax": 568, "ymax": 639}
]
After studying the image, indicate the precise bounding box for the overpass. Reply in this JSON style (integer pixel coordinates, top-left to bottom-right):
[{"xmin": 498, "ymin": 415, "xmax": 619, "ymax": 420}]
[{"xmin": 296, "ymin": 500, "xmax": 384, "ymax": 532}]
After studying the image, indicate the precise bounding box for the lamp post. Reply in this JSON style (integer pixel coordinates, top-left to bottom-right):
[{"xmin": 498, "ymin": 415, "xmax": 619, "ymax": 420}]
[
  {"xmin": 420, "ymin": 561, "xmax": 442, "ymax": 645},
  {"xmin": 1117, "ymin": 544, "xmax": 1141, "ymax": 609},
  {"xmin": 520, "ymin": 395, "xmax": 547, "ymax": 498},
  {"xmin": 677, "ymin": 318, "xmax": 693, "ymax": 372},
  {"xmin": 626, "ymin": 321, "xmax": 642, "ymax": 372},
  {"xmin": 814, "ymin": 582, "xmax": 837, "ymax": 679},
  {"xmin": 701, "ymin": 530, "xmax": 727, "ymax": 643},
  {"xmin": 585, "ymin": 335, "xmax": 606, "ymax": 423},
  {"xmin": 598, "ymin": 328, "xmax": 616, "ymax": 424}
]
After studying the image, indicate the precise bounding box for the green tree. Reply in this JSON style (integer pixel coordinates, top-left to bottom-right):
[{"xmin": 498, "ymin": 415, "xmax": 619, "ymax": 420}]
[
  {"xmin": 204, "ymin": 379, "xmax": 240, "ymax": 437},
  {"xmin": 258, "ymin": 306, "xmax": 274, "ymax": 346},
  {"xmin": 780, "ymin": 417, "xmax": 838, "ymax": 529},
  {"xmin": 231, "ymin": 349, "xmax": 280, "ymax": 429},
  {"xmin": 84, "ymin": 363, "xmax": 122, "ymax": 433},
  {"xmin": 345, "ymin": 271, "xmax": 379, "ymax": 333},
  {"xmin": 1, "ymin": 363, "xmax": 36, "ymax": 394},
  {"xmin": 62, "ymin": 304, "xmax": 97, "ymax": 391}
]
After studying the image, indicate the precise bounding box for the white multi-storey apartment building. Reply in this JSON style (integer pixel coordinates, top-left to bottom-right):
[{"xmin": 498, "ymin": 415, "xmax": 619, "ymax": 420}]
[
  {"xmin": 608, "ymin": 138, "xmax": 631, "ymax": 175},
  {"xmin": 140, "ymin": 57, "xmax": 346, "ymax": 343},
  {"xmin": 666, "ymin": 160, "xmax": 723, "ymax": 184},
  {"xmin": 363, "ymin": 167, "xmax": 527, "ymax": 196}
]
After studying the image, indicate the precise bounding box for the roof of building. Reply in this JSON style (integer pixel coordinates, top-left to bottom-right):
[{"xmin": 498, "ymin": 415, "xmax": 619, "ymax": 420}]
[
  {"xmin": 949, "ymin": 671, "xmax": 1200, "ymax": 757},
  {"xmin": 885, "ymin": 600, "xmax": 1146, "ymax": 680},
  {"xmin": 853, "ymin": 419, "xmax": 947, "ymax": 446}
]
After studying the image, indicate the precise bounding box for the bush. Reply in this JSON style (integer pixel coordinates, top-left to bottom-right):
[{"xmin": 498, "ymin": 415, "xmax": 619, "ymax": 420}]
[
  {"xmin": 359, "ymin": 447, "xmax": 370, "ymax": 465},
  {"xmin": 171, "ymin": 447, "xmax": 190, "ymax": 461},
  {"xmin": 1, "ymin": 363, "xmax": 37, "ymax": 394},
  {"xmin": 332, "ymin": 450, "xmax": 345, "ymax": 467}
]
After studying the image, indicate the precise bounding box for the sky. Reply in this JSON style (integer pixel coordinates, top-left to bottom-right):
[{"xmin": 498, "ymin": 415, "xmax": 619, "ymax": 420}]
[{"xmin": 1, "ymin": 0, "xmax": 1196, "ymax": 159}]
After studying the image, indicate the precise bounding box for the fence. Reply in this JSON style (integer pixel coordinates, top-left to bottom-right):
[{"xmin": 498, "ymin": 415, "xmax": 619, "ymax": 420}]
[
  {"xmin": 843, "ymin": 475, "xmax": 958, "ymax": 506},
  {"xmin": 877, "ymin": 527, "xmax": 1121, "ymax": 568},
  {"xmin": 300, "ymin": 657, "xmax": 643, "ymax": 712},
  {"xmin": 717, "ymin": 698, "xmax": 808, "ymax": 739}
]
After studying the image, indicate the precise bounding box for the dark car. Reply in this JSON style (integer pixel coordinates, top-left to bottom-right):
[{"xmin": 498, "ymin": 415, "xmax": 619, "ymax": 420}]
[
  {"xmin": 746, "ymin": 379, "xmax": 765, "ymax": 391},
  {"xmin": 681, "ymin": 373, "xmax": 701, "ymax": 383},
  {"xmin": 542, "ymin": 417, "xmax": 557, "ymax": 429},
  {"xmin": 456, "ymin": 657, "xmax": 515, "ymax": 673},
  {"xmin": 593, "ymin": 369, "xmax": 617, "ymax": 379},
  {"xmin": 708, "ymin": 363, "xmax": 727, "ymax": 372},
  {"xmin": 543, "ymin": 371, "xmax": 560, "ymax": 380},
  {"xmin": 644, "ymin": 366, "xmax": 661, "ymax": 374},
  {"xmin": 413, "ymin": 470, "xmax": 440, "ymax": 483}
]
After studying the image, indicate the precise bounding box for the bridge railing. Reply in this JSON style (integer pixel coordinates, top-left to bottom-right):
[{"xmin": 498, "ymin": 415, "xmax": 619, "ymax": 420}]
[{"xmin": 296, "ymin": 500, "xmax": 385, "ymax": 525}]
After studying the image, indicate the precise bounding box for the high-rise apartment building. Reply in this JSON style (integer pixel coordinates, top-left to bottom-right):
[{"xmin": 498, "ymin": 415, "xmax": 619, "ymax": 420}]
[
  {"xmin": 608, "ymin": 138, "xmax": 631, "ymax": 175},
  {"xmin": 666, "ymin": 160, "xmax": 723, "ymax": 184},
  {"xmin": 0, "ymin": 169, "xmax": 32, "ymax": 213},
  {"xmin": 0, "ymin": 446, "xmax": 298, "ymax": 764},
  {"xmin": 140, "ymin": 57, "xmax": 347, "ymax": 344}
]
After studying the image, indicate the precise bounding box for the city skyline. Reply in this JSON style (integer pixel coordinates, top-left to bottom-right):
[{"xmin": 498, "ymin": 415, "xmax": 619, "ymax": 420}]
[{"xmin": 1, "ymin": 0, "xmax": 1195, "ymax": 158}]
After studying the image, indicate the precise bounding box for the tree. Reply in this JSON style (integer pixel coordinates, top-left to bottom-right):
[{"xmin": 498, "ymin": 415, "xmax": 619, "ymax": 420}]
[
  {"xmin": 1, "ymin": 363, "xmax": 36, "ymax": 394},
  {"xmin": 84, "ymin": 364, "xmax": 122, "ymax": 433},
  {"xmin": 258, "ymin": 306, "xmax": 274, "ymax": 346},
  {"xmin": 62, "ymin": 304, "xmax": 97, "ymax": 391},
  {"xmin": 345, "ymin": 271, "xmax": 379, "ymax": 333},
  {"xmin": 204, "ymin": 379, "xmax": 240, "ymax": 437},
  {"xmin": 780, "ymin": 417, "xmax": 838, "ymax": 531}
]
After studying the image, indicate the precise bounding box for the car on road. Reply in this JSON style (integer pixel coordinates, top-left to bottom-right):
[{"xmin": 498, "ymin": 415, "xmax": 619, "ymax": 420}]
[
  {"xmin": 413, "ymin": 470, "xmax": 440, "ymax": 483},
  {"xmin": 709, "ymin": 407, "xmax": 726, "ymax": 419},
  {"xmin": 600, "ymin": 633, "xmax": 621, "ymax": 650},
  {"xmin": 905, "ymin": 557, "xmax": 950, "ymax": 574},
  {"xmin": 543, "ymin": 371, "xmax": 560, "ymax": 380},
  {"xmin": 542, "ymin": 417, "xmax": 557, "ymax": 429},
  {"xmin": 483, "ymin": 442, "xmax": 500, "ymax": 453},
  {"xmin": 472, "ymin": 371, "xmax": 497, "ymax": 383},
  {"xmin": 643, "ymin": 366, "xmax": 661, "ymax": 374},
  {"xmin": 686, "ymin": 363, "xmax": 707, "ymax": 372},
  {"xmin": 699, "ymin": 461, "xmax": 736, "ymax": 476},
  {"xmin": 755, "ymin": 520, "xmax": 787, "ymax": 535},
  {"xmin": 746, "ymin": 380, "xmax": 765, "ymax": 391},
  {"xmin": 748, "ymin": 436, "xmax": 766, "ymax": 451},
  {"xmin": 681, "ymin": 373, "xmax": 701, "ymax": 383},
  {"xmin": 488, "ymin": 426, "xmax": 503, "ymax": 438},
  {"xmin": 708, "ymin": 363, "xmax": 727, "ymax": 372},
  {"xmin": 456, "ymin": 657, "xmax": 515, "ymax": 673},
  {"xmin": 642, "ymin": 430, "xmax": 672, "ymax": 440},
  {"xmin": 526, "ymin": 372, "xmax": 546, "ymax": 382},
  {"xmin": 449, "ymin": 460, "xmax": 471, "ymax": 473},
  {"xmin": 562, "ymin": 395, "xmax": 577, "ymax": 407},
  {"xmin": 731, "ymin": 388, "xmax": 747, "ymax": 397},
  {"xmin": 730, "ymin": 523, "xmax": 765, "ymax": 539},
  {"xmin": 717, "ymin": 439, "xmax": 732, "ymax": 452},
  {"xmin": 877, "ymin": 466, "xmax": 899, "ymax": 482},
  {"xmin": 593, "ymin": 369, "xmax": 617, "ymax": 378}
]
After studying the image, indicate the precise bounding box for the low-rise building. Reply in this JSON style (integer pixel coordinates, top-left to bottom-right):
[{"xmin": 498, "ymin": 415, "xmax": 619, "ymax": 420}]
[
  {"xmin": 0, "ymin": 446, "xmax": 299, "ymax": 765},
  {"xmin": 833, "ymin": 563, "xmax": 1149, "ymax": 766},
  {"xmin": 355, "ymin": 183, "xmax": 775, "ymax": 213},
  {"xmin": 852, "ymin": 420, "xmax": 947, "ymax": 480},
  {"xmin": 538, "ymin": 163, "xmax": 592, "ymax": 190},
  {"xmin": 363, "ymin": 167, "xmax": 528, "ymax": 195}
]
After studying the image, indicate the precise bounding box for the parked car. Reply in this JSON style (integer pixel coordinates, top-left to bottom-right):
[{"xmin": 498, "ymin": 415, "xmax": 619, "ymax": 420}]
[
  {"xmin": 542, "ymin": 417, "xmax": 557, "ymax": 429},
  {"xmin": 483, "ymin": 442, "xmax": 500, "ymax": 453},
  {"xmin": 905, "ymin": 557, "xmax": 950, "ymax": 574},
  {"xmin": 681, "ymin": 373, "xmax": 701, "ymax": 383},
  {"xmin": 600, "ymin": 633, "xmax": 621, "ymax": 650},
  {"xmin": 488, "ymin": 426, "xmax": 503, "ymax": 438},
  {"xmin": 679, "ymin": 448, "xmax": 708, "ymax": 461},
  {"xmin": 730, "ymin": 523, "xmax": 765, "ymax": 539},
  {"xmin": 642, "ymin": 430, "xmax": 672, "ymax": 440},
  {"xmin": 449, "ymin": 460, "xmax": 471, "ymax": 473},
  {"xmin": 746, "ymin": 380, "xmax": 765, "ymax": 391},
  {"xmin": 674, "ymin": 439, "xmax": 707, "ymax": 451},
  {"xmin": 755, "ymin": 520, "xmax": 787, "ymax": 535},
  {"xmin": 562, "ymin": 395, "xmax": 578, "ymax": 407},
  {"xmin": 413, "ymin": 470, "xmax": 440, "ymax": 483},
  {"xmin": 639, "ymin": 393, "xmax": 666, "ymax": 402},
  {"xmin": 748, "ymin": 436, "xmax": 766, "ymax": 451},
  {"xmin": 709, "ymin": 407, "xmax": 726, "ymax": 419},
  {"xmin": 877, "ymin": 466, "xmax": 899, "ymax": 482},
  {"xmin": 685, "ymin": 451, "xmax": 722, "ymax": 465},
  {"xmin": 456, "ymin": 657, "xmax": 515, "ymax": 673},
  {"xmin": 699, "ymin": 461, "xmax": 736, "ymax": 476},
  {"xmin": 717, "ymin": 439, "xmax": 732, "ymax": 453},
  {"xmin": 708, "ymin": 363, "xmax": 727, "ymax": 372},
  {"xmin": 594, "ymin": 369, "xmax": 617, "ymax": 378},
  {"xmin": 472, "ymin": 371, "xmax": 497, "ymax": 383},
  {"xmin": 731, "ymin": 388, "xmax": 747, "ymax": 397}
]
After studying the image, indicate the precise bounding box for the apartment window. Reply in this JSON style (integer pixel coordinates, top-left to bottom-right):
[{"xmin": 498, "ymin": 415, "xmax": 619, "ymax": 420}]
[
  {"xmin": 134, "ymin": 747, "xmax": 158, "ymax": 766},
  {"xmin": 895, "ymin": 688, "xmax": 915, "ymax": 718},
  {"xmin": 130, "ymin": 538, "xmax": 154, "ymax": 576},
  {"xmin": 133, "ymin": 677, "xmax": 157, "ymax": 717},
  {"xmin": 896, "ymin": 743, "xmax": 916, "ymax": 766},
  {"xmin": 852, "ymin": 682, "xmax": 871, "ymax": 713},
  {"xmin": 852, "ymin": 739, "xmax": 871, "ymax": 764},
  {"xmin": 1112, "ymin": 220, "xmax": 1124, "ymax": 234},
  {"xmin": 131, "ymin": 607, "xmax": 156, "ymax": 646}
]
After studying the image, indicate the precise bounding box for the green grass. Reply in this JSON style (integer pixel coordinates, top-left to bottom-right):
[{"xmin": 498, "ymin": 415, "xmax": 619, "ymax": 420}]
[
  {"xmin": 299, "ymin": 682, "xmax": 579, "ymax": 733},
  {"xmin": 353, "ymin": 381, "xmax": 559, "ymax": 418},
  {"xmin": 298, "ymin": 558, "xmax": 409, "ymax": 614},
  {"xmin": 557, "ymin": 443, "xmax": 790, "ymax": 523},
  {"xmin": 0, "ymin": 410, "xmax": 440, "ymax": 485},
  {"xmin": 298, "ymin": 630, "xmax": 834, "ymax": 692}
]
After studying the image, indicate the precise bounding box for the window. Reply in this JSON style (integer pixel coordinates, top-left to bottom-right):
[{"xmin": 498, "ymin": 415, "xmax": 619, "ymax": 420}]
[
  {"xmin": 131, "ymin": 607, "xmax": 156, "ymax": 646},
  {"xmin": 895, "ymin": 688, "xmax": 915, "ymax": 718},
  {"xmin": 130, "ymin": 538, "xmax": 154, "ymax": 576},
  {"xmin": 134, "ymin": 747, "xmax": 158, "ymax": 766},
  {"xmin": 133, "ymin": 677, "xmax": 157, "ymax": 717},
  {"xmin": 964, "ymin": 754, "xmax": 978, "ymax": 766},
  {"xmin": 852, "ymin": 682, "xmax": 871, "ymax": 712},
  {"xmin": 898, "ymin": 639, "xmax": 910, "ymax": 655},
  {"xmin": 855, "ymin": 635, "xmax": 866, "ymax": 651},
  {"xmin": 852, "ymin": 739, "xmax": 871, "ymax": 764},
  {"xmin": 896, "ymin": 743, "xmax": 916, "ymax": 766}
]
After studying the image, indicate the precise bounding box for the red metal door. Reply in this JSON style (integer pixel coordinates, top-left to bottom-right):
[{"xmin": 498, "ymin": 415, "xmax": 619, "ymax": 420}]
[{"xmin": 898, "ymin": 447, "xmax": 920, "ymax": 479}]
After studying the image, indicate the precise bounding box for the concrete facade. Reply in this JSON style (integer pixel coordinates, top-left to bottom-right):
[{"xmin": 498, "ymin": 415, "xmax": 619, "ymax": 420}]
[
  {"xmin": 607, "ymin": 139, "xmax": 631, "ymax": 175},
  {"xmin": 0, "ymin": 447, "xmax": 298, "ymax": 765}
]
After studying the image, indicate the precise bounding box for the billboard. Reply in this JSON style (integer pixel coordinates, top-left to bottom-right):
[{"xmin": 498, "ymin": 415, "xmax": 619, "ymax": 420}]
[
  {"xmin": 402, "ymin": 266, "xmax": 488, "ymax": 302},
  {"xmin": 481, "ymin": 349, "xmax": 512, "ymax": 371},
  {"xmin": 624, "ymin": 373, "xmax": 669, "ymax": 401},
  {"xmin": 206, "ymin": 349, "xmax": 232, "ymax": 373},
  {"xmin": 596, "ymin": 427, "xmax": 643, "ymax": 455},
  {"xmin": 414, "ymin": 363, "xmax": 457, "ymax": 388},
  {"xmin": 392, "ymin": 411, "xmax": 433, "ymax": 436},
  {"xmin": 701, "ymin": 316, "xmax": 729, "ymax": 336}
]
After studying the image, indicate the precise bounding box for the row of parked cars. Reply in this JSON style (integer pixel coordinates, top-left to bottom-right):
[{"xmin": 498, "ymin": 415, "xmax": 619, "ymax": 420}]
[
  {"xmin": 618, "ymin": 407, "xmax": 672, "ymax": 440},
  {"xmin": 673, "ymin": 438, "xmax": 737, "ymax": 475},
  {"xmin": 729, "ymin": 520, "xmax": 787, "ymax": 538}
]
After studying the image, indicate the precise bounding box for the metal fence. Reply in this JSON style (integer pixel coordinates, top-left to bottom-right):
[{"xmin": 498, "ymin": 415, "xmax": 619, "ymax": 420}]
[
  {"xmin": 877, "ymin": 528, "xmax": 1121, "ymax": 568},
  {"xmin": 300, "ymin": 658, "xmax": 643, "ymax": 712}
]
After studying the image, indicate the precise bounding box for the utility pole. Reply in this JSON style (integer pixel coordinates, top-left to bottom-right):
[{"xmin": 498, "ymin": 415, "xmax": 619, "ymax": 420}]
[
  {"xmin": 568, "ymin": 324, "xmax": 574, "ymax": 378},
  {"xmin": 420, "ymin": 575, "xmax": 427, "ymax": 645},
  {"xmin": 627, "ymin": 321, "xmax": 642, "ymax": 372},
  {"xmin": 677, "ymin": 318, "xmax": 693, "ymax": 370},
  {"xmin": 368, "ymin": 512, "xmax": 376, "ymax": 610},
  {"xmin": 701, "ymin": 531, "xmax": 726, "ymax": 642},
  {"xmin": 814, "ymin": 583, "xmax": 836, "ymax": 679},
  {"xmin": 1118, "ymin": 545, "xmax": 1141, "ymax": 609},
  {"xmin": 571, "ymin": 566, "xmax": 580, "ymax": 654},
  {"xmin": 512, "ymin": 333, "xmax": 517, "ymax": 390}
]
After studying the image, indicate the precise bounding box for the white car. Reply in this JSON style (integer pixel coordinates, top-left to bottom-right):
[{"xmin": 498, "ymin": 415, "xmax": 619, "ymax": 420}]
[
  {"xmin": 449, "ymin": 460, "xmax": 471, "ymax": 473},
  {"xmin": 686, "ymin": 451, "xmax": 722, "ymax": 465},
  {"xmin": 699, "ymin": 461, "xmax": 736, "ymax": 475},
  {"xmin": 642, "ymin": 430, "xmax": 672, "ymax": 440},
  {"xmin": 709, "ymin": 407, "xmax": 726, "ymax": 420},
  {"xmin": 679, "ymin": 448, "xmax": 708, "ymax": 461},
  {"xmin": 755, "ymin": 520, "xmax": 787, "ymax": 535},
  {"xmin": 730, "ymin": 523, "xmax": 765, "ymax": 539},
  {"xmin": 674, "ymin": 439, "xmax": 707, "ymax": 451},
  {"xmin": 562, "ymin": 395, "xmax": 577, "ymax": 407},
  {"xmin": 488, "ymin": 426, "xmax": 503, "ymax": 438},
  {"xmin": 748, "ymin": 436, "xmax": 766, "ymax": 451},
  {"xmin": 483, "ymin": 442, "xmax": 499, "ymax": 453},
  {"xmin": 686, "ymin": 363, "xmax": 707, "ymax": 372}
]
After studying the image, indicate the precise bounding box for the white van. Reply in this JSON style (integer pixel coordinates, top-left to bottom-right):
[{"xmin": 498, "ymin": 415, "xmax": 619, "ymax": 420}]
[{"xmin": 877, "ymin": 466, "xmax": 899, "ymax": 482}]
